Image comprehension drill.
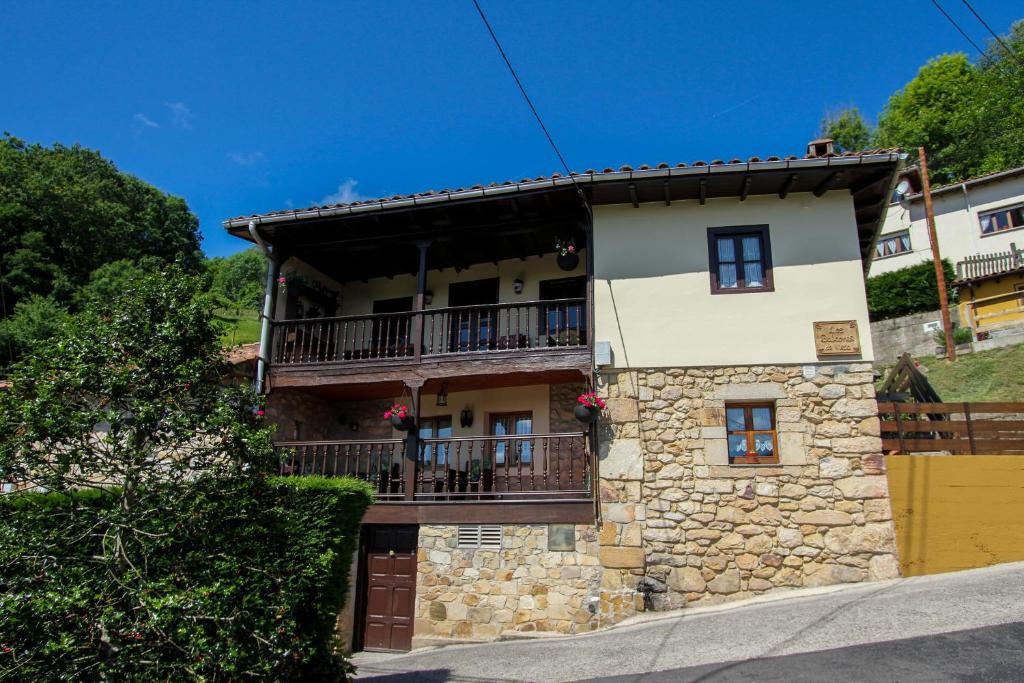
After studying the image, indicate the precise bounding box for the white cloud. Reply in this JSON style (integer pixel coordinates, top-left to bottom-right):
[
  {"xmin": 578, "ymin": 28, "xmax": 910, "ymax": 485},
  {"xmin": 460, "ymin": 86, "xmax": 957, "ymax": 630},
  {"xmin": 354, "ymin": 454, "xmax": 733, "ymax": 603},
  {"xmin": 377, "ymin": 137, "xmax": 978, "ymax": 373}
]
[
  {"xmin": 227, "ymin": 151, "xmax": 266, "ymax": 166},
  {"xmin": 319, "ymin": 179, "xmax": 365, "ymax": 205},
  {"xmin": 165, "ymin": 101, "xmax": 195, "ymax": 129},
  {"xmin": 133, "ymin": 113, "xmax": 159, "ymax": 129}
]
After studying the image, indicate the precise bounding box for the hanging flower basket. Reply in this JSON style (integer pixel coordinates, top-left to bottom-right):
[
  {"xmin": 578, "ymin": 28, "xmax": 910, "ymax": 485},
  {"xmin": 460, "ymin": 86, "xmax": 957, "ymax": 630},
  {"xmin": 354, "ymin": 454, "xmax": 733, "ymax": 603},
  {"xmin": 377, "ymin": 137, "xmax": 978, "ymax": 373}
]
[
  {"xmin": 574, "ymin": 391, "xmax": 606, "ymax": 424},
  {"xmin": 555, "ymin": 238, "xmax": 579, "ymax": 271},
  {"xmin": 384, "ymin": 403, "xmax": 414, "ymax": 431}
]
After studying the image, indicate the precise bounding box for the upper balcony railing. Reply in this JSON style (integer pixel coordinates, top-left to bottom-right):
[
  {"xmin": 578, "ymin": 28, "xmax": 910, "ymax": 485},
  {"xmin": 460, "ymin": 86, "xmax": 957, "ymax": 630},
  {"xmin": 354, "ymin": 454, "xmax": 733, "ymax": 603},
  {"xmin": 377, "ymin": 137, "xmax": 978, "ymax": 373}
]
[{"xmin": 270, "ymin": 298, "xmax": 586, "ymax": 366}]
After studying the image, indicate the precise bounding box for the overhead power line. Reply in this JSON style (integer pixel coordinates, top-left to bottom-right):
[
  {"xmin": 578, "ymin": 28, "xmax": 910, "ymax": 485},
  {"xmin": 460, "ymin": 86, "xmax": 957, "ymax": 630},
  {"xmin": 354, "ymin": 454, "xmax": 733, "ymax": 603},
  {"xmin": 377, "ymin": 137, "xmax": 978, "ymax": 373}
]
[
  {"xmin": 959, "ymin": 0, "xmax": 1023, "ymax": 67},
  {"xmin": 471, "ymin": 0, "xmax": 585, "ymax": 202},
  {"xmin": 930, "ymin": 0, "xmax": 988, "ymax": 57}
]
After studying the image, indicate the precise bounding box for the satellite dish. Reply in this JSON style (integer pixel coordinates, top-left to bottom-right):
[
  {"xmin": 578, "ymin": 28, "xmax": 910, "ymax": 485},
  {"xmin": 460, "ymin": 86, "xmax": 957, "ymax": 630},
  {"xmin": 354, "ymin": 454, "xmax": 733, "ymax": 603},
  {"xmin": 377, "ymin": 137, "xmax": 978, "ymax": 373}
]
[{"xmin": 895, "ymin": 179, "xmax": 913, "ymax": 209}]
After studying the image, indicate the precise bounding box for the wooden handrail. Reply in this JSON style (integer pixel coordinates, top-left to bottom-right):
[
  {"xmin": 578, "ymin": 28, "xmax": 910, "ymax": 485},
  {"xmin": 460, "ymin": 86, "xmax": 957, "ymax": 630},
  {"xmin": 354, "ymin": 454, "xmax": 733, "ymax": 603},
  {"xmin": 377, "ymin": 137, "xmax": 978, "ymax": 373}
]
[{"xmin": 272, "ymin": 298, "xmax": 585, "ymax": 325}]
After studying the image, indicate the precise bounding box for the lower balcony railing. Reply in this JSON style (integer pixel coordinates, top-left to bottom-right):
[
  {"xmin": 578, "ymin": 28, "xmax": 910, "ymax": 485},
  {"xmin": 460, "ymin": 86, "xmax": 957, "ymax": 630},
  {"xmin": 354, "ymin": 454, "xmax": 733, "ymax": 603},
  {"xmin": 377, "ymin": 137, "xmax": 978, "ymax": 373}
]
[{"xmin": 275, "ymin": 433, "xmax": 592, "ymax": 502}]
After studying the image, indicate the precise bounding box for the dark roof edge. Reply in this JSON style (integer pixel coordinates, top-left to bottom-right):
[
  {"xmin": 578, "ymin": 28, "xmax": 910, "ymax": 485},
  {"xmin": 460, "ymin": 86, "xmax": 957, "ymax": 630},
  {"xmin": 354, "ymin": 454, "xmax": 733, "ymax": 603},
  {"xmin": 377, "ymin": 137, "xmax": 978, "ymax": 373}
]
[{"xmin": 223, "ymin": 152, "xmax": 904, "ymax": 230}]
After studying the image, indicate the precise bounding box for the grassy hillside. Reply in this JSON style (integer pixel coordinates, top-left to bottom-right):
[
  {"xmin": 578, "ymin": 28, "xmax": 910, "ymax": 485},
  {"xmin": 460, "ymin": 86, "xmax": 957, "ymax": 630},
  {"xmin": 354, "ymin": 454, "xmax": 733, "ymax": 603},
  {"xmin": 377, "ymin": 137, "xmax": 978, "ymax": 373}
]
[
  {"xmin": 215, "ymin": 308, "xmax": 261, "ymax": 347},
  {"xmin": 905, "ymin": 343, "xmax": 1024, "ymax": 402}
]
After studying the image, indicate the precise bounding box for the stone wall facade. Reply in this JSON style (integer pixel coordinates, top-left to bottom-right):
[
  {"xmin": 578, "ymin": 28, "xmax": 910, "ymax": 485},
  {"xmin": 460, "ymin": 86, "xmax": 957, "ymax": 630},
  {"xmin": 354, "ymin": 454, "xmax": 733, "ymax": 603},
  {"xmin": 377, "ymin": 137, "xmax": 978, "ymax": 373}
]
[
  {"xmin": 413, "ymin": 524, "xmax": 639, "ymax": 645},
  {"xmin": 598, "ymin": 363, "xmax": 900, "ymax": 610},
  {"xmin": 549, "ymin": 382, "xmax": 587, "ymax": 433},
  {"xmin": 265, "ymin": 391, "xmax": 394, "ymax": 442}
]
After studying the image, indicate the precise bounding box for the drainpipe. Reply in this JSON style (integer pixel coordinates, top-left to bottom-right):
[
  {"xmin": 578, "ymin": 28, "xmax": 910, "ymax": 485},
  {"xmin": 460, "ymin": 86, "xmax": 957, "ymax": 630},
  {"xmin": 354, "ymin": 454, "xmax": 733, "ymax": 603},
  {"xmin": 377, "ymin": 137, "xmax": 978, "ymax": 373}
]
[{"xmin": 249, "ymin": 220, "xmax": 279, "ymax": 395}]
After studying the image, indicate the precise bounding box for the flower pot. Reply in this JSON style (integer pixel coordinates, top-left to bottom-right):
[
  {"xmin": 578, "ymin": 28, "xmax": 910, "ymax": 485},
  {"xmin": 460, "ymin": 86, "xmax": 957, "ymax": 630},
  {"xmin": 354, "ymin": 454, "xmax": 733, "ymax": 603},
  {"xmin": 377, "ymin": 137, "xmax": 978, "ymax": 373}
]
[
  {"xmin": 557, "ymin": 252, "xmax": 580, "ymax": 271},
  {"xmin": 390, "ymin": 414, "xmax": 414, "ymax": 431},
  {"xmin": 574, "ymin": 403, "xmax": 600, "ymax": 424}
]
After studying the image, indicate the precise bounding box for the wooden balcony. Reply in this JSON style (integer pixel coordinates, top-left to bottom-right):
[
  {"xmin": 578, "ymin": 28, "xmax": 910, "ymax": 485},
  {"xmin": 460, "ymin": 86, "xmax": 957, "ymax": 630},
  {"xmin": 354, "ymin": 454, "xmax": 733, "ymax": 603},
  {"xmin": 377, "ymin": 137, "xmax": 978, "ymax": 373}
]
[
  {"xmin": 275, "ymin": 433, "xmax": 592, "ymax": 503},
  {"xmin": 268, "ymin": 299, "xmax": 590, "ymax": 388}
]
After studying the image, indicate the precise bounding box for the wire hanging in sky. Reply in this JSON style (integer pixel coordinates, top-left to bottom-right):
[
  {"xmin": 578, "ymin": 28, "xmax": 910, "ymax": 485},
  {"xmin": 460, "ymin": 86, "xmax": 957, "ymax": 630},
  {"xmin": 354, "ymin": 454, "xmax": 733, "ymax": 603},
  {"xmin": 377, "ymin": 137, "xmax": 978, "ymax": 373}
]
[
  {"xmin": 930, "ymin": 0, "xmax": 988, "ymax": 57},
  {"xmin": 959, "ymin": 0, "xmax": 1022, "ymax": 67},
  {"xmin": 471, "ymin": 0, "xmax": 585, "ymax": 202}
]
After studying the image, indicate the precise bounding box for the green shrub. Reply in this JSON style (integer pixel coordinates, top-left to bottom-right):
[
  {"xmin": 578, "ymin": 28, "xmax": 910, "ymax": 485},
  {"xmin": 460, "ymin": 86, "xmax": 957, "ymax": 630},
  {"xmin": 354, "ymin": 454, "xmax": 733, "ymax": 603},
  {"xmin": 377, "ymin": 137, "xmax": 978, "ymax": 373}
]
[
  {"xmin": 933, "ymin": 326, "xmax": 974, "ymax": 347},
  {"xmin": 866, "ymin": 259, "xmax": 958, "ymax": 321},
  {"xmin": 0, "ymin": 475, "xmax": 374, "ymax": 682}
]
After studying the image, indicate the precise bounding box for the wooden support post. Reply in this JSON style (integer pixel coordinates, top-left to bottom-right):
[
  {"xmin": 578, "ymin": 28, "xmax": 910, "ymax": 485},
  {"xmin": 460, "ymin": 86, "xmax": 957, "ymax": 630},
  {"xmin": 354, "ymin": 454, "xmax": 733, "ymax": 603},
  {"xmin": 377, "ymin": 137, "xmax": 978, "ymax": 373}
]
[
  {"xmin": 413, "ymin": 241, "xmax": 430, "ymax": 364},
  {"xmin": 920, "ymin": 147, "xmax": 956, "ymax": 361},
  {"xmin": 403, "ymin": 380, "xmax": 423, "ymax": 501},
  {"xmin": 964, "ymin": 403, "xmax": 976, "ymax": 455}
]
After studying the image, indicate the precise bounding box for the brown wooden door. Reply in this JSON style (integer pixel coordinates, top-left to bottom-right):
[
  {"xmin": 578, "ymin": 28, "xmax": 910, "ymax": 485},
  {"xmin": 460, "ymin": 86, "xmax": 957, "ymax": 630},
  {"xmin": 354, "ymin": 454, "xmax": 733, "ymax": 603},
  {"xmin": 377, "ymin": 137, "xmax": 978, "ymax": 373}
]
[{"xmin": 361, "ymin": 525, "xmax": 418, "ymax": 652}]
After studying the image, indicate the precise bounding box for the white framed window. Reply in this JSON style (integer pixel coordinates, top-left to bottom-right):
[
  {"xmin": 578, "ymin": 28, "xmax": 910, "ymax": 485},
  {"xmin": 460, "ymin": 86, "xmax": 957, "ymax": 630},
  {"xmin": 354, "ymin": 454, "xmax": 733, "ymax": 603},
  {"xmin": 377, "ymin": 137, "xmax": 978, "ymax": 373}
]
[
  {"xmin": 979, "ymin": 203, "xmax": 1024, "ymax": 236},
  {"xmin": 875, "ymin": 230, "xmax": 912, "ymax": 259},
  {"xmin": 457, "ymin": 524, "xmax": 502, "ymax": 550}
]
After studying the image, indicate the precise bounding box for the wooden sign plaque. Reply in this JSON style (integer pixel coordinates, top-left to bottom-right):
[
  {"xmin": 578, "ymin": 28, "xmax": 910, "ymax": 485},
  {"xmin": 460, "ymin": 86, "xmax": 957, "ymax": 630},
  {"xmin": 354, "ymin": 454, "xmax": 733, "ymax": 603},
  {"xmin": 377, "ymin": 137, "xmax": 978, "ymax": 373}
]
[{"xmin": 813, "ymin": 320, "xmax": 861, "ymax": 357}]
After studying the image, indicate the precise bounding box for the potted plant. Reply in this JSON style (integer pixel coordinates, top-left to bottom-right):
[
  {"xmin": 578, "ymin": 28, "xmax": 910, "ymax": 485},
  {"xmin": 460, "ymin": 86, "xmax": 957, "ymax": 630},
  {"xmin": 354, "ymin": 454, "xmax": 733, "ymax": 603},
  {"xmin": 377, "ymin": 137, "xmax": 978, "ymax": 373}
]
[
  {"xmin": 383, "ymin": 403, "xmax": 414, "ymax": 431},
  {"xmin": 555, "ymin": 238, "xmax": 579, "ymax": 271},
  {"xmin": 574, "ymin": 391, "xmax": 606, "ymax": 424}
]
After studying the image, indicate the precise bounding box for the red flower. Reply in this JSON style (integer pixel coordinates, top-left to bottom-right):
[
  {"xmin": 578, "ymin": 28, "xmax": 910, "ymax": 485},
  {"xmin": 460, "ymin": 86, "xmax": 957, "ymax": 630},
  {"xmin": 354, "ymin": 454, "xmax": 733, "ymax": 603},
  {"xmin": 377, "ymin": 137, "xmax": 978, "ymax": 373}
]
[{"xmin": 256, "ymin": 409, "xmax": 265, "ymax": 417}]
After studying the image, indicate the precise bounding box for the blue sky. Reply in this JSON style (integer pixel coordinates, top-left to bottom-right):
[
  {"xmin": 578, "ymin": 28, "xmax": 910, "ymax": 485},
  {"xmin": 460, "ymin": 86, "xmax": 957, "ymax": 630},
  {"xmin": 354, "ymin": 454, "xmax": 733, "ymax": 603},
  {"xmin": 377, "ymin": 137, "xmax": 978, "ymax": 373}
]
[{"xmin": 2, "ymin": 1, "xmax": 1020, "ymax": 257}]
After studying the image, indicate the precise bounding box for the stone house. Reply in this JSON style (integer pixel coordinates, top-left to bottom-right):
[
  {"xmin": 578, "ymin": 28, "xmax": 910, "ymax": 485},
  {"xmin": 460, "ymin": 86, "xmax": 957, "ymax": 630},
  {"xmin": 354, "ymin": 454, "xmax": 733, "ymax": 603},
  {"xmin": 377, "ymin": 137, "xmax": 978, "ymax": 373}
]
[{"xmin": 223, "ymin": 141, "xmax": 905, "ymax": 651}]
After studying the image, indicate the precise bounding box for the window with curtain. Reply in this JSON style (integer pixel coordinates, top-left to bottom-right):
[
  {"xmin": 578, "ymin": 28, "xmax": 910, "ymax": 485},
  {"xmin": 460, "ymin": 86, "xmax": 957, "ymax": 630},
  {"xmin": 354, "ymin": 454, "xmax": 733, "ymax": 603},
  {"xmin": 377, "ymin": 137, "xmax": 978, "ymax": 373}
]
[
  {"xmin": 979, "ymin": 204, "xmax": 1024, "ymax": 236},
  {"xmin": 707, "ymin": 225, "xmax": 773, "ymax": 293},
  {"xmin": 874, "ymin": 230, "xmax": 912, "ymax": 259},
  {"xmin": 725, "ymin": 403, "xmax": 778, "ymax": 464}
]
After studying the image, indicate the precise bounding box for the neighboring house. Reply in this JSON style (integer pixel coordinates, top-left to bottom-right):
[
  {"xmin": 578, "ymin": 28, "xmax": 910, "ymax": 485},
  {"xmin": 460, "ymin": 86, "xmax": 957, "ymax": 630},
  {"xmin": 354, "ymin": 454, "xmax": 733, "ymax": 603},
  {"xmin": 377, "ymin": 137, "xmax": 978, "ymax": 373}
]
[
  {"xmin": 223, "ymin": 140, "xmax": 904, "ymax": 652},
  {"xmin": 870, "ymin": 166, "xmax": 1024, "ymax": 337},
  {"xmin": 953, "ymin": 243, "xmax": 1024, "ymax": 335},
  {"xmin": 870, "ymin": 166, "xmax": 1024, "ymax": 277}
]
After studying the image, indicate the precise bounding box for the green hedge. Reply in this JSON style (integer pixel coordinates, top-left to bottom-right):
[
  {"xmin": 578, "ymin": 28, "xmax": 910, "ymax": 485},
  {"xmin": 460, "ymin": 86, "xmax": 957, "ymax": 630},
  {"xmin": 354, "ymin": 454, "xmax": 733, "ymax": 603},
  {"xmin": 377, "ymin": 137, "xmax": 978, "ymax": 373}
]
[
  {"xmin": 866, "ymin": 259, "xmax": 958, "ymax": 321},
  {"xmin": 0, "ymin": 476, "xmax": 374, "ymax": 682}
]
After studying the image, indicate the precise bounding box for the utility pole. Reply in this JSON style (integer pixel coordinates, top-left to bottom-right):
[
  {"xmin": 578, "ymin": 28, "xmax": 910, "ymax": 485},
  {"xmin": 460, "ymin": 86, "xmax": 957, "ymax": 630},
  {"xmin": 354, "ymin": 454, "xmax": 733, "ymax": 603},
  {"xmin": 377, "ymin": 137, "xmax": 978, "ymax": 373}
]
[{"xmin": 919, "ymin": 146, "xmax": 956, "ymax": 361}]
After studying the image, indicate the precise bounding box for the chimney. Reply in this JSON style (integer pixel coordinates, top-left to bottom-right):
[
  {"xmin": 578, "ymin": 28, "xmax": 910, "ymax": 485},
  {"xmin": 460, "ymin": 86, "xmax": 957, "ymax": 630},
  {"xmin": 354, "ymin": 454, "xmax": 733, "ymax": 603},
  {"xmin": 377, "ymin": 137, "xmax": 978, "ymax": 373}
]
[{"xmin": 807, "ymin": 138, "xmax": 835, "ymax": 157}]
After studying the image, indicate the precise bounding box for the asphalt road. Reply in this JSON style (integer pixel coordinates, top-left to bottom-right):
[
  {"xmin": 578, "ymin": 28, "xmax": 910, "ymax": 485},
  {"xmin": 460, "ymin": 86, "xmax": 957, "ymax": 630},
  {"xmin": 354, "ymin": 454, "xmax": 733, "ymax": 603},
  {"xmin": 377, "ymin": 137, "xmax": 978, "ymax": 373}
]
[{"xmin": 353, "ymin": 561, "xmax": 1024, "ymax": 683}]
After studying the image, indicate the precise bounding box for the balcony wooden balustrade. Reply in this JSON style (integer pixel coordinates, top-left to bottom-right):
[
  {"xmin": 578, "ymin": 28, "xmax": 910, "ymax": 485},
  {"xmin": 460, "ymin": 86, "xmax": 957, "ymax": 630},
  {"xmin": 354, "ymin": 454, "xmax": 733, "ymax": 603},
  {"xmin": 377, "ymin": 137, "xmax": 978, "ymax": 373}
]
[
  {"xmin": 274, "ymin": 432, "xmax": 592, "ymax": 502},
  {"xmin": 270, "ymin": 298, "xmax": 586, "ymax": 366}
]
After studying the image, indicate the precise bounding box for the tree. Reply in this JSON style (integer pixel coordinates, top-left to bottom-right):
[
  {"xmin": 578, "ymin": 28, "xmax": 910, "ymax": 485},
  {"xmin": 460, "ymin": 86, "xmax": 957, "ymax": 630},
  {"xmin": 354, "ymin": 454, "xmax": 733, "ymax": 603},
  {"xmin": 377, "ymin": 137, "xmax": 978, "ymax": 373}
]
[
  {"xmin": 873, "ymin": 54, "xmax": 984, "ymax": 184},
  {"xmin": 208, "ymin": 247, "xmax": 267, "ymax": 310},
  {"xmin": 0, "ymin": 135, "xmax": 202, "ymax": 321},
  {"xmin": 0, "ymin": 265, "xmax": 273, "ymax": 496},
  {"xmin": 819, "ymin": 107, "xmax": 872, "ymax": 153},
  {"xmin": 0, "ymin": 294, "xmax": 70, "ymax": 366}
]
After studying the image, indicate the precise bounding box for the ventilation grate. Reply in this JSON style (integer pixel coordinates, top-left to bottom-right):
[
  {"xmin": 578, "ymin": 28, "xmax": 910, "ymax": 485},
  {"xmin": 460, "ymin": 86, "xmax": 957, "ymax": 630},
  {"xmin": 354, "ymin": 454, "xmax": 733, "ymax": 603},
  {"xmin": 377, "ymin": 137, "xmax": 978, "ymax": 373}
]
[{"xmin": 457, "ymin": 524, "xmax": 502, "ymax": 550}]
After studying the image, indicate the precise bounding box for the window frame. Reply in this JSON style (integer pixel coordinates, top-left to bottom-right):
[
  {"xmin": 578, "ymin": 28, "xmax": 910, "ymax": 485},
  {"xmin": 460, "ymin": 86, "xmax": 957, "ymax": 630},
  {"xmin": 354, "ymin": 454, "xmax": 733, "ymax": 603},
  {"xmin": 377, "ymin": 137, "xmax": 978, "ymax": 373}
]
[
  {"xmin": 978, "ymin": 202, "xmax": 1024, "ymax": 237},
  {"xmin": 707, "ymin": 225, "xmax": 775, "ymax": 294},
  {"xmin": 874, "ymin": 230, "xmax": 912, "ymax": 260},
  {"xmin": 725, "ymin": 401, "xmax": 779, "ymax": 465}
]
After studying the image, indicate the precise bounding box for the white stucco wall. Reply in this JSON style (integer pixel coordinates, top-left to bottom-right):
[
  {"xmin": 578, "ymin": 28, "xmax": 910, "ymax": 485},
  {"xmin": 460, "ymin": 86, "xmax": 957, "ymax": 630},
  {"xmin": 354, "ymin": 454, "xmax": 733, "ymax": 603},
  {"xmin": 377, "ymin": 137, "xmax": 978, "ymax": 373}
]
[
  {"xmin": 592, "ymin": 192, "xmax": 873, "ymax": 368},
  {"xmin": 869, "ymin": 173, "xmax": 1024, "ymax": 276}
]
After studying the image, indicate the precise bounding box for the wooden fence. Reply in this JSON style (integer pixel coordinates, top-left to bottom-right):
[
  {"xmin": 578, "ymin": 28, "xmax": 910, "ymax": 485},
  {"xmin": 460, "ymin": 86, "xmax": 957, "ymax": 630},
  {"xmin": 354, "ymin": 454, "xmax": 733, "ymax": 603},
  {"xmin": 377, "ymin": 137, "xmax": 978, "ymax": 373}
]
[{"xmin": 878, "ymin": 402, "xmax": 1024, "ymax": 455}]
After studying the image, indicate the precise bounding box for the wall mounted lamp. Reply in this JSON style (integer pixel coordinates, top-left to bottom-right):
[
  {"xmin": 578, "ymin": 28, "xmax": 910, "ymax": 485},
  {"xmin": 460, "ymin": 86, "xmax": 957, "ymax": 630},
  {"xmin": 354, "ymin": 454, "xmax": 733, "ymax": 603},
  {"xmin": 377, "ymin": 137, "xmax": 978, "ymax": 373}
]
[
  {"xmin": 437, "ymin": 382, "xmax": 449, "ymax": 407},
  {"xmin": 424, "ymin": 290, "xmax": 434, "ymax": 305},
  {"xmin": 513, "ymin": 278, "xmax": 524, "ymax": 294},
  {"xmin": 460, "ymin": 407, "xmax": 474, "ymax": 428}
]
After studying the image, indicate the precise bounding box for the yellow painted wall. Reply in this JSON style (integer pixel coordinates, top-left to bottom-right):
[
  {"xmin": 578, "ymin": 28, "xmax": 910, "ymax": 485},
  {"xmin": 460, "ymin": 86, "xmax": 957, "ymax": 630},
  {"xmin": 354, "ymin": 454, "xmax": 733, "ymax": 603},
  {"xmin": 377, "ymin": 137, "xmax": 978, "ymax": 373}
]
[
  {"xmin": 958, "ymin": 274, "xmax": 1024, "ymax": 330},
  {"xmin": 592, "ymin": 192, "xmax": 873, "ymax": 368},
  {"xmin": 886, "ymin": 455, "xmax": 1024, "ymax": 577}
]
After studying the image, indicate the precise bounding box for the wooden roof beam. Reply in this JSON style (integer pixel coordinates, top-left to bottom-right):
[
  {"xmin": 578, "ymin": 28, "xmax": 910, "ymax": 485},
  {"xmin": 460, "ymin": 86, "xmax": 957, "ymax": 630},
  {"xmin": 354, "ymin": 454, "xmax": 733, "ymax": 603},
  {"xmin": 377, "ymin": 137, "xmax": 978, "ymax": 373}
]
[
  {"xmin": 663, "ymin": 180, "xmax": 671, "ymax": 206},
  {"xmin": 628, "ymin": 183, "xmax": 639, "ymax": 209},
  {"xmin": 778, "ymin": 174, "xmax": 798, "ymax": 199},
  {"xmin": 699, "ymin": 178, "xmax": 707, "ymax": 205},
  {"xmin": 739, "ymin": 175, "xmax": 752, "ymax": 201},
  {"xmin": 812, "ymin": 171, "xmax": 842, "ymax": 198}
]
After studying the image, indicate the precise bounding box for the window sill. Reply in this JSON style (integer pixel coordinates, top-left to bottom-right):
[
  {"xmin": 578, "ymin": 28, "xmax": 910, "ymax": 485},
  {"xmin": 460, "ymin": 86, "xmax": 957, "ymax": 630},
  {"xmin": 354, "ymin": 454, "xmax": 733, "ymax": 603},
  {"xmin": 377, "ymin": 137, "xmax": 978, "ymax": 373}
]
[
  {"xmin": 872, "ymin": 251, "xmax": 914, "ymax": 261},
  {"xmin": 727, "ymin": 461, "xmax": 781, "ymax": 467},
  {"xmin": 980, "ymin": 225, "xmax": 1024, "ymax": 238},
  {"xmin": 710, "ymin": 286, "xmax": 775, "ymax": 295}
]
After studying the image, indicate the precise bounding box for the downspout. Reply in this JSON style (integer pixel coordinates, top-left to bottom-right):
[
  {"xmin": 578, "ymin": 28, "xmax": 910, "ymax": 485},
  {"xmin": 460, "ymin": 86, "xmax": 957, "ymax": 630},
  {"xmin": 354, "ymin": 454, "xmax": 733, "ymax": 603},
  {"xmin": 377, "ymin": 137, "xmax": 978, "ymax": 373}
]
[{"xmin": 249, "ymin": 220, "xmax": 280, "ymax": 395}]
